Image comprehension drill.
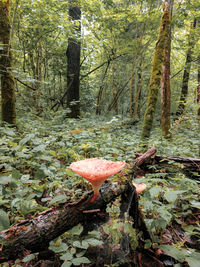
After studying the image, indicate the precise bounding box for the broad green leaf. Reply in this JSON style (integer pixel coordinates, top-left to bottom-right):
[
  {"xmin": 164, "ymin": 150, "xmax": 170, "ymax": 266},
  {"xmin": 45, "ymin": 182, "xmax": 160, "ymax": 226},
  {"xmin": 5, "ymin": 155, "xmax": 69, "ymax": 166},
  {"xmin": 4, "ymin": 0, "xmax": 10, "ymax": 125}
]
[
  {"xmin": 68, "ymin": 224, "xmax": 83, "ymax": 236},
  {"xmin": 0, "ymin": 209, "xmax": 10, "ymax": 231},
  {"xmin": 149, "ymin": 186, "xmax": 162, "ymax": 197},
  {"xmin": 164, "ymin": 190, "xmax": 186, "ymax": 203},
  {"xmin": 60, "ymin": 252, "xmax": 73, "ymax": 261},
  {"xmin": 190, "ymin": 201, "xmax": 200, "ymax": 209},
  {"xmin": 49, "ymin": 194, "xmax": 68, "ymax": 205},
  {"xmin": 0, "ymin": 176, "xmax": 12, "ymax": 184},
  {"xmin": 159, "ymin": 245, "xmax": 186, "ymax": 263},
  {"xmin": 72, "ymin": 257, "xmax": 91, "ymax": 266},
  {"xmin": 186, "ymin": 257, "xmax": 200, "ymax": 267},
  {"xmin": 22, "ymin": 254, "xmax": 36, "ymax": 263},
  {"xmin": 19, "ymin": 133, "xmax": 35, "ymax": 146},
  {"xmin": 84, "ymin": 238, "xmax": 103, "ymax": 246},
  {"xmin": 61, "ymin": 262, "xmax": 72, "ymax": 267},
  {"xmin": 65, "ymin": 168, "xmax": 75, "ymax": 177}
]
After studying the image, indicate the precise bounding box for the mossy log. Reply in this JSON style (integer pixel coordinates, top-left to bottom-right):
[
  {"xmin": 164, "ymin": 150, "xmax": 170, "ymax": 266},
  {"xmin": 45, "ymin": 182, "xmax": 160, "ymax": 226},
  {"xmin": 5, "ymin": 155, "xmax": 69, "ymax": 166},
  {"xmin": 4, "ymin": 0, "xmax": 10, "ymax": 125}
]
[
  {"xmin": 0, "ymin": 147, "xmax": 156, "ymax": 263},
  {"xmin": 135, "ymin": 152, "xmax": 200, "ymax": 168}
]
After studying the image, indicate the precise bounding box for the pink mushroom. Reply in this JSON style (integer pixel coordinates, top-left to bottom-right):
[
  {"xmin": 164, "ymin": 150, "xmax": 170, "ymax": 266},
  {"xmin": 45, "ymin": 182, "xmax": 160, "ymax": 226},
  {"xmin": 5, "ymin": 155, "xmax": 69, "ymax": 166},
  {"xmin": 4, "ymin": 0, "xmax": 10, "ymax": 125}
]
[{"xmin": 70, "ymin": 158, "xmax": 126, "ymax": 202}]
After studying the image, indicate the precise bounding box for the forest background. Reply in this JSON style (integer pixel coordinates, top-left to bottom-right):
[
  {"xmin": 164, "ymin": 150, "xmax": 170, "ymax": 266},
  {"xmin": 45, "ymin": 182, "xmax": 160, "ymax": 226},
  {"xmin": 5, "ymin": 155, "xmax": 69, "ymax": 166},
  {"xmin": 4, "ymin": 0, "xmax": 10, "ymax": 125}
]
[{"xmin": 0, "ymin": 0, "xmax": 200, "ymax": 266}]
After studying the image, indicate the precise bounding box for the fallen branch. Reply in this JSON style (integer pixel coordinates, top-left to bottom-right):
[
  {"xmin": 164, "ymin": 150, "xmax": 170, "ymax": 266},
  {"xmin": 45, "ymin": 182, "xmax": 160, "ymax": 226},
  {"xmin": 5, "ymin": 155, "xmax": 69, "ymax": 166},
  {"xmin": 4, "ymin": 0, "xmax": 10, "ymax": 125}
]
[
  {"xmin": 0, "ymin": 147, "xmax": 156, "ymax": 262},
  {"xmin": 135, "ymin": 152, "xmax": 200, "ymax": 170}
]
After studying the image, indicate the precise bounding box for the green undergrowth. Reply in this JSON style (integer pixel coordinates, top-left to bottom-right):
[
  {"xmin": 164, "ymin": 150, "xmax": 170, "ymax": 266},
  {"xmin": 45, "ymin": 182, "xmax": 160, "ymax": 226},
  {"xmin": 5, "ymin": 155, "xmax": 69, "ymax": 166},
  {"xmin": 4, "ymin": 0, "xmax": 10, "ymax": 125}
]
[{"xmin": 0, "ymin": 111, "xmax": 199, "ymax": 266}]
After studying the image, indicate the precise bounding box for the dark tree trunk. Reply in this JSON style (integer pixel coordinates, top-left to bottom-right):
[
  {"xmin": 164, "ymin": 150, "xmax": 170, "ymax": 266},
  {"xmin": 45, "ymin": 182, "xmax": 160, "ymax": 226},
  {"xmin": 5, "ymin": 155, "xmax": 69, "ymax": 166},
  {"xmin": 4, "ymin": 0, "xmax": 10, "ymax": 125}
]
[
  {"xmin": 176, "ymin": 18, "xmax": 197, "ymax": 118},
  {"xmin": 0, "ymin": 0, "xmax": 16, "ymax": 124},
  {"xmin": 66, "ymin": 0, "xmax": 81, "ymax": 118}
]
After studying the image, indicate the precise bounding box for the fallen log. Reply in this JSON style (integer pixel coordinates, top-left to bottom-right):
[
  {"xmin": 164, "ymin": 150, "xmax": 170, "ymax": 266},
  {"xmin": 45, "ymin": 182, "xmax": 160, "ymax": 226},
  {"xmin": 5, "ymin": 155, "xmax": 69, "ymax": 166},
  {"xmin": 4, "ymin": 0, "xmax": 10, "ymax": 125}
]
[
  {"xmin": 0, "ymin": 147, "xmax": 156, "ymax": 262},
  {"xmin": 135, "ymin": 152, "xmax": 200, "ymax": 170}
]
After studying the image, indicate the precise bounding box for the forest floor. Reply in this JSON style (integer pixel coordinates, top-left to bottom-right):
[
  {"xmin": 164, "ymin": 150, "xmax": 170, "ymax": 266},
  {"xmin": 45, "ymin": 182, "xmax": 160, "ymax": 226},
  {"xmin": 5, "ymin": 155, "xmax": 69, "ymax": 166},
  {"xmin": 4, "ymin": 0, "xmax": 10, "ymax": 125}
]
[{"xmin": 0, "ymin": 112, "xmax": 199, "ymax": 266}]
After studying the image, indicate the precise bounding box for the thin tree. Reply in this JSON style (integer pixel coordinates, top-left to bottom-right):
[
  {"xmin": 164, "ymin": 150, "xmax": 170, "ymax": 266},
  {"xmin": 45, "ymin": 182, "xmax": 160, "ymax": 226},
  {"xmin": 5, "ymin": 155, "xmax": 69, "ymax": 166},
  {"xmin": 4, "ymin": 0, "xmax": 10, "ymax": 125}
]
[
  {"xmin": 176, "ymin": 18, "xmax": 197, "ymax": 118},
  {"xmin": 141, "ymin": 1, "xmax": 170, "ymax": 140},
  {"xmin": 0, "ymin": 0, "xmax": 16, "ymax": 124},
  {"xmin": 66, "ymin": 0, "xmax": 81, "ymax": 118},
  {"xmin": 161, "ymin": 0, "xmax": 173, "ymax": 138}
]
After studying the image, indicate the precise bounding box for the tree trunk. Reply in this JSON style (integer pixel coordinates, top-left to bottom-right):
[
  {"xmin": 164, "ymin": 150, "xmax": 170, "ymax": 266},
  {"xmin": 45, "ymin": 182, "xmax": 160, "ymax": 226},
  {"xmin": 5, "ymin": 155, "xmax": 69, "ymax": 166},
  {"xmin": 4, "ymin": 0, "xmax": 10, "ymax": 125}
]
[
  {"xmin": 96, "ymin": 59, "xmax": 110, "ymax": 115},
  {"xmin": 0, "ymin": 0, "xmax": 16, "ymax": 124},
  {"xmin": 112, "ymin": 62, "xmax": 118, "ymax": 114},
  {"xmin": 66, "ymin": 0, "xmax": 81, "ymax": 118},
  {"xmin": 161, "ymin": 0, "xmax": 172, "ymax": 138},
  {"xmin": 141, "ymin": 1, "xmax": 169, "ymax": 140},
  {"xmin": 176, "ymin": 18, "xmax": 197, "ymax": 118},
  {"xmin": 197, "ymin": 55, "xmax": 200, "ymax": 119},
  {"xmin": 133, "ymin": 57, "xmax": 143, "ymax": 118}
]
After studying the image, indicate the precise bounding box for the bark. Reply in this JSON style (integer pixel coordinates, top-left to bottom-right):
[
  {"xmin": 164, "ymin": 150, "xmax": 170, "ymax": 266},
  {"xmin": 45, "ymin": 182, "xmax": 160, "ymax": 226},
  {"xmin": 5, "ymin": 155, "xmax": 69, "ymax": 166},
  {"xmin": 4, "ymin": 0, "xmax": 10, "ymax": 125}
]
[
  {"xmin": 176, "ymin": 18, "xmax": 197, "ymax": 118},
  {"xmin": 66, "ymin": 0, "xmax": 81, "ymax": 118},
  {"xmin": 0, "ymin": 0, "xmax": 16, "ymax": 124},
  {"xmin": 141, "ymin": 2, "xmax": 170, "ymax": 140},
  {"xmin": 161, "ymin": 0, "xmax": 172, "ymax": 138},
  {"xmin": 0, "ymin": 147, "xmax": 156, "ymax": 262}
]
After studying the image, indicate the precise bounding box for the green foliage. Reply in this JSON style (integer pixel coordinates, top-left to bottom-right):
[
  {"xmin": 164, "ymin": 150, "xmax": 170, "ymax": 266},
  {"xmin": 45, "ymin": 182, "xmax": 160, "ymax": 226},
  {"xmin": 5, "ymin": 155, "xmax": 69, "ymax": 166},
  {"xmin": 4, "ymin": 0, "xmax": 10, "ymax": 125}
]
[
  {"xmin": 49, "ymin": 224, "xmax": 102, "ymax": 266},
  {"xmin": 159, "ymin": 245, "xmax": 200, "ymax": 267},
  {"xmin": 0, "ymin": 112, "xmax": 199, "ymax": 265},
  {"xmin": 136, "ymin": 170, "xmax": 200, "ymax": 246}
]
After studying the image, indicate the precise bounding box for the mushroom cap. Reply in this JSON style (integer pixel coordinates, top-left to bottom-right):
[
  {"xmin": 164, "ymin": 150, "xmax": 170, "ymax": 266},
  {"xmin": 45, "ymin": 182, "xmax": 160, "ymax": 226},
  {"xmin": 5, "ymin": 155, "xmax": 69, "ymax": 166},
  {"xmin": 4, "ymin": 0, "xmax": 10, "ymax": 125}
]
[{"xmin": 70, "ymin": 158, "xmax": 126, "ymax": 185}]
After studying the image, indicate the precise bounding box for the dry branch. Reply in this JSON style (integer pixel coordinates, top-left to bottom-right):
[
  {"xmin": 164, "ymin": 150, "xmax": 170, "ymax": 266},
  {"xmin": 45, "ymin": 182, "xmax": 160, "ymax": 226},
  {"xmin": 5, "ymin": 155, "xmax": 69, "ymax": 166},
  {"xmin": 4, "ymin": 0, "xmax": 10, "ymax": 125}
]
[{"xmin": 0, "ymin": 147, "xmax": 156, "ymax": 262}]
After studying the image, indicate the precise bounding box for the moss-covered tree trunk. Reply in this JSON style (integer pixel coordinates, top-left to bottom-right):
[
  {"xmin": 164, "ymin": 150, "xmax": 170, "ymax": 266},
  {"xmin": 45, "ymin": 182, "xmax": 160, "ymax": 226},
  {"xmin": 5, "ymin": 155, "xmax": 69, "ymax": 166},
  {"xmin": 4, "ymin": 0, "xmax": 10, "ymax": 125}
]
[
  {"xmin": 161, "ymin": 0, "xmax": 172, "ymax": 138},
  {"xmin": 197, "ymin": 55, "xmax": 200, "ymax": 119},
  {"xmin": 66, "ymin": 0, "xmax": 81, "ymax": 118},
  {"xmin": 141, "ymin": 1, "xmax": 169, "ymax": 140},
  {"xmin": 0, "ymin": 0, "xmax": 16, "ymax": 124},
  {"xmin": 176, "ymin": 18, "xmax": 197, "ymax": 118}
]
